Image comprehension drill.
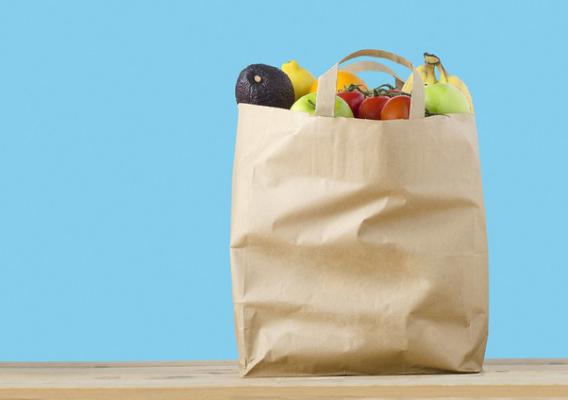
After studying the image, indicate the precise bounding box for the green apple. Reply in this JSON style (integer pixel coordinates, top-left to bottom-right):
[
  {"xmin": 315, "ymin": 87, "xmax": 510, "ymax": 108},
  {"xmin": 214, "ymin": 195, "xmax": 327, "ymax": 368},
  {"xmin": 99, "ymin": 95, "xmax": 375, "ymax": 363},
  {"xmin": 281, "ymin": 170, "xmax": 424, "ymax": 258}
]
[
  {"xmin": 425, "ymin": 82, "xmax": 470, "ymax": 114},
  {"xmin": 290, "ymin": 92, "xmax": 354, "ymax": 118}
]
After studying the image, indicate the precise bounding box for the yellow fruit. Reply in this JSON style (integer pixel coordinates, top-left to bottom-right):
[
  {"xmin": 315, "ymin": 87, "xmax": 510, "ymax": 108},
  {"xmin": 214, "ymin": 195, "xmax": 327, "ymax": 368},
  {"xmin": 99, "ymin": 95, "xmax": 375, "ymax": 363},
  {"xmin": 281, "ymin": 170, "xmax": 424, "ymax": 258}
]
[
  {"xmin": 309, "ymin": 70, "xmax": 368, "ymax": 93},
  {"xmin": 401, "ymin": 63, "xmax": 437, "ymax": 93},
  {"xmin": 281, "ymin": 60, "xmax": 316, "ymax": 101},
  {"xmin": 402, "ymin": 52, "xmax": 474, "ymax": 113}
]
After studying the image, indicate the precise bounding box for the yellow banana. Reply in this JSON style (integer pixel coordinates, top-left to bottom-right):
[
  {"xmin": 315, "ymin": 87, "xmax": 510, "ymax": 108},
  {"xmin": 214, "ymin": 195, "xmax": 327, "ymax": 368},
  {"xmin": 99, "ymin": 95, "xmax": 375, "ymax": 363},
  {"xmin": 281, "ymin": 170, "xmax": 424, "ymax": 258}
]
[
  {"xmin": 401, "ymin": 55, "xmax": 438, "ymax": 93},
  {"xmin": 402, "ymin": 52, "xmax": 474, "ymax": 113},
  {"xmin": 436, "ymin": 62, "xmax": 474, "ymax": 112}
]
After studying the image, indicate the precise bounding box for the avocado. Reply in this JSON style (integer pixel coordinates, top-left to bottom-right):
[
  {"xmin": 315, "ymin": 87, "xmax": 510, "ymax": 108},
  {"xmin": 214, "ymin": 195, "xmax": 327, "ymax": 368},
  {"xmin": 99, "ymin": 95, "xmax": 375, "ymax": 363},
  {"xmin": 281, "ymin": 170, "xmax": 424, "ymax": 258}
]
[{"xmin": 235, "ymin": 64, "xmax": 295, "ymax": 109}]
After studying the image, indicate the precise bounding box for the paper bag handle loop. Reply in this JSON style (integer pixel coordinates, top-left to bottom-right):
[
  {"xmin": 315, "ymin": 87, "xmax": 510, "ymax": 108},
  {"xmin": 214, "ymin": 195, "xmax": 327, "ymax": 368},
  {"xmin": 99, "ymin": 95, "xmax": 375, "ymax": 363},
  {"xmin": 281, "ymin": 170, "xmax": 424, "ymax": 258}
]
[
  {"xmin": 342, "ymin": 60, "xmax": 405, "ymax": 90},
  {"xmin": 315, "ymin": 49, "xmax": 425, "ymax": 119}
]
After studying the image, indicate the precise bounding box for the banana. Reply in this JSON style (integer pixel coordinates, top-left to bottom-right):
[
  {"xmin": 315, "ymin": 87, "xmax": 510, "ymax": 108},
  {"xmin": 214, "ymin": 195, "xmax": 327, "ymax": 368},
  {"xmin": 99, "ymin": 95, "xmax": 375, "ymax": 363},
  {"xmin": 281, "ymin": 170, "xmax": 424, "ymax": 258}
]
[
  {"xmin": 401, "ymin": 55, "xmax": 438, "ymax": 93},
  {"xmin": 436, "ymin": 62, "xmax": 474, "ymax": 112},
  {"xmin": 402, "ymin": 52, "xmax": 474, "ymax": 113}
]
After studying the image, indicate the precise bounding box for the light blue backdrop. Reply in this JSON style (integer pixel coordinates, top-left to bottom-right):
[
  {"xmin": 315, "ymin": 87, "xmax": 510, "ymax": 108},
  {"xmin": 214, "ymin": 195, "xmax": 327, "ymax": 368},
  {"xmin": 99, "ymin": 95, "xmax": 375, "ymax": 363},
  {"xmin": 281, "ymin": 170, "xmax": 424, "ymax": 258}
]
[{"xmin": 0, "ymin": 0, "xmax": 566, "ymax": 361}]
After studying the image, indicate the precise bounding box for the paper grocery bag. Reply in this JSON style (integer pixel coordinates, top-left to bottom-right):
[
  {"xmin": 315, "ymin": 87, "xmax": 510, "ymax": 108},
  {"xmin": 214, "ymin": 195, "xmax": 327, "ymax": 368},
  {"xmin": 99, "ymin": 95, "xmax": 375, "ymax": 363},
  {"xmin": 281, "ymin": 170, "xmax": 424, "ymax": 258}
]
[{"xmin": 230, "ymin": 49, "xmax": 488, "ymax": 376}]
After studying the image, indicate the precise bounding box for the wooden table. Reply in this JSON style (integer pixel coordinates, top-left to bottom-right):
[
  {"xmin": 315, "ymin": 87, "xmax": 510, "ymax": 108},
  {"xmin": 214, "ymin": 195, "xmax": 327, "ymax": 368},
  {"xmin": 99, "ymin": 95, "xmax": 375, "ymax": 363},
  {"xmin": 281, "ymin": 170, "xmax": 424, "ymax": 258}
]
[{"xmin": 0, "ymin": 359, "xmax": 567, "ymax": 399}]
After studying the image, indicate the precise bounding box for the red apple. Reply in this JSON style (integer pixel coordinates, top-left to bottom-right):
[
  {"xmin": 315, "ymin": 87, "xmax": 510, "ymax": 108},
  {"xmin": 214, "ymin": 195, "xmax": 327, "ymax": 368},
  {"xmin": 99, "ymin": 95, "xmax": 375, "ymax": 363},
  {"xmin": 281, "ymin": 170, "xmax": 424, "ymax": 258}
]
[{"xmin": 337, "ymin": 91, "xmax": 365, "ymax": 117}]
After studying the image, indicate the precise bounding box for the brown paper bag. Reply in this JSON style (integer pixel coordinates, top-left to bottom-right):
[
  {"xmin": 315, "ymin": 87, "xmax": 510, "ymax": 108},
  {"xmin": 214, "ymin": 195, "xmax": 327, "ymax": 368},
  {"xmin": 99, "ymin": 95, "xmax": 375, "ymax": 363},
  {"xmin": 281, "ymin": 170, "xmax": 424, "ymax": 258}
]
[{"xmin": 230, "ymin": 49, "xmax": 488, "ymax": 377}]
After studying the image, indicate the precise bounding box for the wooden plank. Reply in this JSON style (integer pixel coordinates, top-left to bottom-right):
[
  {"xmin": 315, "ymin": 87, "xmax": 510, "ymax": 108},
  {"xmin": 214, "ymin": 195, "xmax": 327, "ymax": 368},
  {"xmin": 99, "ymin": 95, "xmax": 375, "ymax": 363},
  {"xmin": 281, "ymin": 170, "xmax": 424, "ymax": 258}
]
[{"xmin": 0, "ymin": 359, "xmax": 567, "ymax": 399}]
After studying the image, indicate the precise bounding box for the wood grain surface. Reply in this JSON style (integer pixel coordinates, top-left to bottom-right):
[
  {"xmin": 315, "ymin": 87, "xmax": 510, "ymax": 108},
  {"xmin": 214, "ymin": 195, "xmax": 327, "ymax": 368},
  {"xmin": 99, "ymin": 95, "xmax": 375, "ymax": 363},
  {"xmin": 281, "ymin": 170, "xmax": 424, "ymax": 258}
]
[{"xmin": 0, "ymin": 359, "xmax": 567, "ymax": 399}]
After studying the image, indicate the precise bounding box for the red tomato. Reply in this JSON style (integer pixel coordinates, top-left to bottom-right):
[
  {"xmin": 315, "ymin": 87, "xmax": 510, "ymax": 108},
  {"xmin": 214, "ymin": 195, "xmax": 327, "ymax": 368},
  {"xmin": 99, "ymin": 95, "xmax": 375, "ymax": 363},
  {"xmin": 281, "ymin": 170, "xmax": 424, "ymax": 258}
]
[
  {"xmin": 358, "ymin": 96, "xmax": 389, "ymax": 120},
  {"xmin": 337, "ymin": 91, "xmax": 365, "ymax": 117},
  {"xmin": 380, "ymin": 95, "xmax": 411, "ymax": 120}
]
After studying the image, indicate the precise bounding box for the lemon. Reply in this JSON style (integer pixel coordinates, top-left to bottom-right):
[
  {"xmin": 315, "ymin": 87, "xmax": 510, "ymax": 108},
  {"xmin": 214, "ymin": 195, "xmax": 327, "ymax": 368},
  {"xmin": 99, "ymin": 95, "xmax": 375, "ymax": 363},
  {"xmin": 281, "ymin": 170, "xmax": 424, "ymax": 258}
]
[{"xmin": 281, "ymin": 60, "xmax": 316, "ymax": 101}]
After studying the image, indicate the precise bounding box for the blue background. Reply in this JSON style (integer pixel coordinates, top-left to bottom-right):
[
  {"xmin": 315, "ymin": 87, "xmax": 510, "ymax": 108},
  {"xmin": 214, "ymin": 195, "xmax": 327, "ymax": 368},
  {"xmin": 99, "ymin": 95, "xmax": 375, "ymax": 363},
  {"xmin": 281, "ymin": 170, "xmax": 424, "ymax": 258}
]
[{"xmin": 0, "ymin": 0, "xmax": 566, "ymax": 361}]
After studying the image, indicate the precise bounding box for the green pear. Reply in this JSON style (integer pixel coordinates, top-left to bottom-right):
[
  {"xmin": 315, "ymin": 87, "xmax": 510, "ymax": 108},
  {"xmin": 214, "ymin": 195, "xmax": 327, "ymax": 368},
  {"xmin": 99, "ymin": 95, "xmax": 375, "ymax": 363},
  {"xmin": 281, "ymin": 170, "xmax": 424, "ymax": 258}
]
[{"xmin": 425, "ymin": 82, "xmax": 470, "ymax": 114}]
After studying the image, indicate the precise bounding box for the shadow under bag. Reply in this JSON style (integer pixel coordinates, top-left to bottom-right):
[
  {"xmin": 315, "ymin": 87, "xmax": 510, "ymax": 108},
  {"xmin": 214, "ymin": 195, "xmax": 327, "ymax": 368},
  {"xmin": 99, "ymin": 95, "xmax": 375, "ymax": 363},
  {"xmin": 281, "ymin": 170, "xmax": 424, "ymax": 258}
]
[{"xmin": 230, "ymin": 49, "xmax": 488, "ymax": 377}]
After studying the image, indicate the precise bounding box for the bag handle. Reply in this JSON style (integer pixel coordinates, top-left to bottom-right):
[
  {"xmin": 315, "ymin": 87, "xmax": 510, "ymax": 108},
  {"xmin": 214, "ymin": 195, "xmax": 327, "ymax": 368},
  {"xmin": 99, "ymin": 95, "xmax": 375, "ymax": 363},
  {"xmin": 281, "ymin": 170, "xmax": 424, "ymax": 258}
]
[
  {"xmin": 342, "ymin": 60, "xmax": 405, "ymax": 90},
  {"xmin": 315, "ymin": 49, "xmax": 425, "ymax": 119}
]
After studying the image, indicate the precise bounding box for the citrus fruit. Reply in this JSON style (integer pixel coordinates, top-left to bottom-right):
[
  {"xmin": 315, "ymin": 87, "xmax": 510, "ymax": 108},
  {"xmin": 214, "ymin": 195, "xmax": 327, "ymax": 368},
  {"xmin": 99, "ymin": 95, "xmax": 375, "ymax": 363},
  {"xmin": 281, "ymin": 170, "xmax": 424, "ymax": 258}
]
[{"xmin": 310, "ymin": 70, "xmax": 368, "ymax": 93}]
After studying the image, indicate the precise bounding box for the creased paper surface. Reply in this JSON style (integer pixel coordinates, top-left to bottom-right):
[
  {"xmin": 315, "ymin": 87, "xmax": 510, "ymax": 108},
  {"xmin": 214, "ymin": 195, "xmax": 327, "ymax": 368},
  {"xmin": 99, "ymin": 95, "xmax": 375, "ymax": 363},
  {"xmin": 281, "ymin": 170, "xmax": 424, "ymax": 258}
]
[{"xmin": 230, "ymin": 104, "xmax": 488, "ymax": 376}]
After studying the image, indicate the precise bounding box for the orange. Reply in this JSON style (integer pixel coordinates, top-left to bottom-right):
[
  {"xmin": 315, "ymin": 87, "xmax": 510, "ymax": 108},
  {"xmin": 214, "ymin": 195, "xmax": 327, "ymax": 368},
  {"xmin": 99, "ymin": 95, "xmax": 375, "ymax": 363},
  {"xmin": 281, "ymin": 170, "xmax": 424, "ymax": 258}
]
[{"xmin": 310, "ymin": 70, "xmax": 368, "ymax": 93}]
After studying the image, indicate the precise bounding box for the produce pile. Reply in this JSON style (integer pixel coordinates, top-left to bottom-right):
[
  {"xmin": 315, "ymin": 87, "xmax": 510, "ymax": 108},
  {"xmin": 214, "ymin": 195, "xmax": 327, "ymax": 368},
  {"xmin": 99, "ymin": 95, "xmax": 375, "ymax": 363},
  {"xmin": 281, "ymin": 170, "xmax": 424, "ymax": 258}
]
[{"xmin": 235, "ymin": 53, "xmax": 473, "ymax": 120}]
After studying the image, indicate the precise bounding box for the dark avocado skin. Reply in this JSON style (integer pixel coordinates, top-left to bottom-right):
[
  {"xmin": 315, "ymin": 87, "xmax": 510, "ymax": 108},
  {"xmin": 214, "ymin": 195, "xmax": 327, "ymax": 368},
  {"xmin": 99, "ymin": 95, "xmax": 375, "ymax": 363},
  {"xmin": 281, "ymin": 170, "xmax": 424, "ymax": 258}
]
[{"xmin": 235, "ymin": 64, "xmax": 295, "ymax": 109}]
